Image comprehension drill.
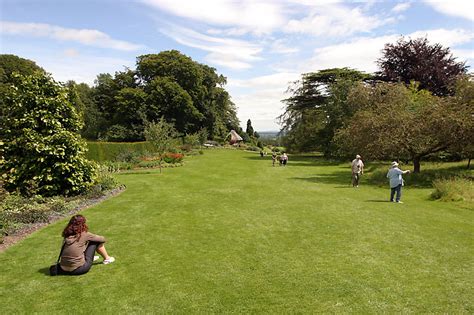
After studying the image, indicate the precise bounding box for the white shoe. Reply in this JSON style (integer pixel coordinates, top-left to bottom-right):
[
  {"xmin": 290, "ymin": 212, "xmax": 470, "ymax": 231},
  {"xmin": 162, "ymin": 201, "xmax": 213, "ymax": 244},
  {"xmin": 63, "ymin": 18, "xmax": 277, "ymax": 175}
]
[
  {"xmin": 93, "ymin": 255, "xmax": 100, "ymax": 261},
  {"xmin": 103, "ymin": 257, "xmax": 115, "ymax": 264}
]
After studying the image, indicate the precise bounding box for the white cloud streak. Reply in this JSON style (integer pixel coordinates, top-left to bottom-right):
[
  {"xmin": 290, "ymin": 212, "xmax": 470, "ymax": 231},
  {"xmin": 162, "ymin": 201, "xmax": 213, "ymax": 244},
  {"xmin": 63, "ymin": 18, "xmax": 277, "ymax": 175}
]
[
  {"xmin": 0, "ymin": 21, "xmax": 144, "ymax": 51},
  {"xmin": 142, "ymin": 0, "xmax": 286, "ymax": 35},
  {"xmin": 391, "ymin": 2, "xmax": 411, "ymax": 13},
  {"xmin": 308, "ymin": 28, "xmax": 474, "ymax": 73},
  {"xmin": 285, "ymin": 4, "xmax": 393, "ymax": 37},
  {"xmin": 423, "ymin": 0, "xmax": 474, "ymax": 21},
  {"xmin": 159, "ymin": 24, "xmax": 262, "ymax": 69}
]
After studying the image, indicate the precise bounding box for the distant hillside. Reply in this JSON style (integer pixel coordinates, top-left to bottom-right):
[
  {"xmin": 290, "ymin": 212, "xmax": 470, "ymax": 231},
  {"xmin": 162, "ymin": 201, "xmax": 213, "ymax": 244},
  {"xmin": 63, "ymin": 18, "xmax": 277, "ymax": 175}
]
[{"xmin": 258, "ymin": 131, "xmax": 280, "ymax": 139}]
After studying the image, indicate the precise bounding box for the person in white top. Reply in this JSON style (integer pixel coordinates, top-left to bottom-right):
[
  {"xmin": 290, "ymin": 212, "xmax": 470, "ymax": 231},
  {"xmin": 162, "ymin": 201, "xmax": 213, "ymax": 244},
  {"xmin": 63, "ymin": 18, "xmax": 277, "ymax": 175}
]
[
  {"xmin": 386, "ymin": 161, "xmax": 410, "ymax": 203},
  {"xmin": 351, "ymin": 155, "xmax": 364, "ymax": 187}
]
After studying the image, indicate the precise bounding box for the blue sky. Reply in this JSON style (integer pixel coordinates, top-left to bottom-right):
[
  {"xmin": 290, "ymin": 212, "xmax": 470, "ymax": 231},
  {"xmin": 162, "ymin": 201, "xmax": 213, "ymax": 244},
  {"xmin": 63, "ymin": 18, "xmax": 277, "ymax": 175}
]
[{"xmin": 1, "ymin": 0, "xmax": 473, "ymax": 131}]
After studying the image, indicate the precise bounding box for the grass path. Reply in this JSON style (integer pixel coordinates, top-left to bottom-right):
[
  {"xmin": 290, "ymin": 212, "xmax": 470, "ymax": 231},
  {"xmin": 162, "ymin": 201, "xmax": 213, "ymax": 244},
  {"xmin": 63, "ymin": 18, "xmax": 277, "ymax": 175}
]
[{"xmin": 1, "ymin": 149, "xmax": 473, "ymax": 313}]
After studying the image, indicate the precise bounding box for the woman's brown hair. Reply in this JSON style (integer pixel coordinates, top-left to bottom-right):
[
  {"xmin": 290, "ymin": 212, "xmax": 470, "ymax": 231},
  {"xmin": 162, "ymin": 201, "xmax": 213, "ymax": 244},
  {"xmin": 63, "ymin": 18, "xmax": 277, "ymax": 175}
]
[{"xmin": 62, "ymin": 215, "xmax": 88, "ymax": 238}]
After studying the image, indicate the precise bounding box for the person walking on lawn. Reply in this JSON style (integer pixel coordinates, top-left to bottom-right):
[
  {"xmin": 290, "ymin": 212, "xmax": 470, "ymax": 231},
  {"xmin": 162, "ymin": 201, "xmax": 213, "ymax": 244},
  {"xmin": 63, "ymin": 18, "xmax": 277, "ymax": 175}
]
[
  {"xmin": 351, "ymin": 154, "xmax": 364, "ymax": 187},
  {"xmin": 386, "ymin": 161, "xmax": 411, "ymax": 203}
]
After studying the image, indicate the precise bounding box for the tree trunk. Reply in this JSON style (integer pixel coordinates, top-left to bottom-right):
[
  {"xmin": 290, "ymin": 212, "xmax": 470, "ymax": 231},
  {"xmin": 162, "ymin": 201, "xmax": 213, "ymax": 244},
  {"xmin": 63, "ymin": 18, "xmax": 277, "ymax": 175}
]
[
  {"xmin": 413, "ymin": 156, "xmax": 421, "ymax": 173},
  {"xmin": 468, "ymin": 158, "xmax": 472, "ymax": 169}
]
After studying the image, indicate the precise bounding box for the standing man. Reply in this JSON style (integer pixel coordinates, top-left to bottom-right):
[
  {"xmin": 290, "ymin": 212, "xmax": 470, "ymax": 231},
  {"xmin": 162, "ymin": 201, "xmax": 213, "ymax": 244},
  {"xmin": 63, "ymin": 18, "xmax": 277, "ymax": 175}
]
[
  {"xmin": 351, "ymin": 154, "xmax": 364, "ymax": 187},
  {"xmin": 386, "ymin": 161, "xmax": 410, "ymax": 203}
]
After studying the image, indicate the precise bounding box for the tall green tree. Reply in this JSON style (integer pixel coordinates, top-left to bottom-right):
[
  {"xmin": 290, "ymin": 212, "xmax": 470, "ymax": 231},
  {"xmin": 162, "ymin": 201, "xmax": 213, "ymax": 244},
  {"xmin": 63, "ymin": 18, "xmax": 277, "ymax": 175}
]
[
  {"xmin": 145, "ymin": 77, "xmax": 203, "ymax": 133},
  {"xmin": 280, "ymin": 68, "xmax": 371, "ymax": 153},
  {"xmin": 144, "ymin": 118, "xmax": 179, "ymax": 173},
  {"xmin": 246, "ymin": 119, "xmax": 255, "ymax": 137},
  {"xmin": 377, "ymin": 37, "xmax": 468, "ymax": 96},
  {"xmin": 334, "ymin": 82, "xmax": 469, "ymax": 172},
  {"xmin": 0, "ymin": 72, "xmax": 96, "ymax": 196}
]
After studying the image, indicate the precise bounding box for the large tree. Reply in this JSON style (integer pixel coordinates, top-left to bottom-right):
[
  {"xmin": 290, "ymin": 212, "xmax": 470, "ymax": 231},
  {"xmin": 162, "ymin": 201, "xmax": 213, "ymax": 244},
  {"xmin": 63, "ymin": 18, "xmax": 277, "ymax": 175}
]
[
  {"xmin": 334, "ymin": 81, "xmax": 469, "ymax": 172},
  {"xmin": 0, "ymin": 54, "xmax": 45, "ymax": 117},
  {"xmin": 85, "ymin": 50, "xmax": 239, "ymax": 141},
  {"xmin": 0, "ymin": 72, "xmax": 96, "ymax": 196},
  {"xmin": 377, "ymin": 37, "xmax": 468, "ymax": 96},
  {"xmin": 280, "ymin": 68, "xmax": 371, "ymax": 153}
]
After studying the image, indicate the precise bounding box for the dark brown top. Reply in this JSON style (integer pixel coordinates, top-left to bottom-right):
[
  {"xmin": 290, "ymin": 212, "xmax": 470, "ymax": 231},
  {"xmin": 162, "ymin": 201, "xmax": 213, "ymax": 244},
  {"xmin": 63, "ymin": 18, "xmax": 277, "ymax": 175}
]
[{"xmin": 60, "ymin": 232, "xmax": 106, "ymax": 272}]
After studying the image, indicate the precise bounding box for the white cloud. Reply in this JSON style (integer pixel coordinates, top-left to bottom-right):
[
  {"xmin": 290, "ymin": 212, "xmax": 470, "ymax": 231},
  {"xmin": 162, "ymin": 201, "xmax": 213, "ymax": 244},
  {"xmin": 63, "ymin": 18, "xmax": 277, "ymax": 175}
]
[
  {"xmin": 307, "ymin": 28, "xmax": 474, "ymax": 73},
  {"xmin": 26, "ymin": 52, "xmax": 134, "ymax": 84},
  {"xmin": 423, "ymin": 0, "xmax": 474, "ymax": 21},
  {"xmin": 63, "ymin": 48, "xmax": 79, "ymax": 57},
  {"xmin": 229, "ymin": 72, "xmax": 299, "ymax": 89},
  {"xmin": 228, "ymin": 72, "xmax": 300, "ymax": 130},
  {"xmin": 391, "ymin": 2, "xmax": 411, "ymax": 13},
  {"xmin": 409, "ymin": 28, "xmax": 474, "ymax": 47},
  {"xmin": 285, "ymin": 4, "xmax": 392, "ymax": 37},
  {"xmin": 142, "ymin": 0, "xmax": 285, "ymax": 34},
  {"xmin": 159, "ymin": 24, "xmax": 262, "ymax": 69},
  {"xmin": 269, "ymin": 39, "xmax": 300, "ymax": 54},
  {"xmin": 0, "ymin": 21, "xmax": 144, "ymax": 51}
]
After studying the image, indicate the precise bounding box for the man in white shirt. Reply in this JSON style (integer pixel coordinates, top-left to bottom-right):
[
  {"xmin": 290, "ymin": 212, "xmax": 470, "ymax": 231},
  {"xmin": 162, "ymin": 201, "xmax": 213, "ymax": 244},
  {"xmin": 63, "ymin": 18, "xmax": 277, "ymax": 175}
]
[
  {"xmin": 351, "ymin": 154, "xmax": 364, "ymax": 187},
  {"xmin": 386, "ymin": 161, "xmax": 410, "ymax": 203}
]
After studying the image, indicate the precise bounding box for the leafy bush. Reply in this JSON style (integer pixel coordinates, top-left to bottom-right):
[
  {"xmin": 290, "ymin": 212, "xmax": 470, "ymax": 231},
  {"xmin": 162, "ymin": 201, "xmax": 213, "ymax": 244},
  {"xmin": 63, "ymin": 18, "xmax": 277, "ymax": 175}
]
[
  {"xmin": 162, "ymin": 153, "xmax": 184, "ymax": 164},
  {"xmin": 93, "ymin": 166, "xmax": 121, "ymax": 192},
  {"xmin": 137, "ymin": 160, "xmax": 162, "ymax": 168},
  {"xmin": 0, "ymin": 166, "xmax": 123, "ymax": 241},
  {"xmin": 0, "ymin": 72, "xmax": 96, "ymax": 196},
  {"xmin": 0, "ymin": 193, "xmax": 73, "ymax": 237},
  {"xmin": 115, "ymin": 149, "xmax": 142, "ymax": 164},
  {"xmin": 431, "ymin": 177, "xmax": 474, "ymax": 202}
]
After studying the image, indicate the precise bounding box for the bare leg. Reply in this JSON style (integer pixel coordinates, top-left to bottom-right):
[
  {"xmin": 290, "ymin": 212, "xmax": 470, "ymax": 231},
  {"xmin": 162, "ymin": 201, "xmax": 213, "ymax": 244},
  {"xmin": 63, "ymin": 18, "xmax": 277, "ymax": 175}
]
[{"xmin": 96, "ymin": 243, "xmax": 111, "ymax": 260}]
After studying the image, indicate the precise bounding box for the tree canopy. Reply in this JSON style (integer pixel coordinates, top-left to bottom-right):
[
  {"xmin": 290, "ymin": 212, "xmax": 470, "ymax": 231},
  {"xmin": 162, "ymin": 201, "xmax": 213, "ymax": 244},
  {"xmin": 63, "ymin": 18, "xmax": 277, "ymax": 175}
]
[
  {"xmin": 280, "ymin": 68, "xmax": 372, "ymax": 153},
  {"xmin": 377, "ymin": 37, "xmax": 468, "ymax": 96},
  {"xmin": 334, "ymin": 81, "xmax": 470, "ymax": 172},
  {"xmin": 76, "ymin": 50, "xmax": 240, "ymax": 141}
]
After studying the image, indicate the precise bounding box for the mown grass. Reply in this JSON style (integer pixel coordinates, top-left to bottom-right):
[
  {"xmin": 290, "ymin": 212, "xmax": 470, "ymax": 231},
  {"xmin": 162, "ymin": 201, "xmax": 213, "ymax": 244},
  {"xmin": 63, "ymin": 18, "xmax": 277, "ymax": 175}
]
[{"xmin": 1, "ymin": 149, "xmax": 473, "ymax": 313}]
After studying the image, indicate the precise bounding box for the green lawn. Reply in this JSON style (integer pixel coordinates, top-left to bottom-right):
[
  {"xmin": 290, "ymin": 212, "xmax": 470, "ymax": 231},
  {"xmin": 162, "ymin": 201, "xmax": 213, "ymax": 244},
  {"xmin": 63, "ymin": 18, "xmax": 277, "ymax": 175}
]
[{"xmin": 1, "ymin": 149, "xmax": 473, "ymax": 313}]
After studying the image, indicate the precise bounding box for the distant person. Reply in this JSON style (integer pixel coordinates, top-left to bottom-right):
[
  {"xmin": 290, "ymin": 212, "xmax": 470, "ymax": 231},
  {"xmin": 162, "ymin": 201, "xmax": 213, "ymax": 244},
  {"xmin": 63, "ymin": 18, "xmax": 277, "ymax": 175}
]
[
  {"xmin": 351, "ymin": 155, "xmax": 364, "ymax": 187},
  {"xmin": 272, "ymin": 152, "xmax": 277, "ymax": 166},
  {"xmin": 51, "ymin": 215, "xmax": 115, "ymax": 276},
  {"xmin": 281, "ymin": 153, "xmax": 288, "ymax": 166},
  {"xmin": 386, "ymin": 161, "xmax": 411, "ymax": 203}
]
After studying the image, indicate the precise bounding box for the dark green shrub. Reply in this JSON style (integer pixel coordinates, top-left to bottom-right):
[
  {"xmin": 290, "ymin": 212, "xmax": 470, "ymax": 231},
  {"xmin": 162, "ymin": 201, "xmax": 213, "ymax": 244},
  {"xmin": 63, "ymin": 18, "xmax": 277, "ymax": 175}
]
[
  {"xmin": 115, "ymin": 149, "xmax": 141, "ymax": 164},
  {"xmin": 0, "ymin": 72, "xmax": 96, "ymax": 196},
  {"xmin": 162, "ymin": 153, "xmax": 184, "ymax": 164}
]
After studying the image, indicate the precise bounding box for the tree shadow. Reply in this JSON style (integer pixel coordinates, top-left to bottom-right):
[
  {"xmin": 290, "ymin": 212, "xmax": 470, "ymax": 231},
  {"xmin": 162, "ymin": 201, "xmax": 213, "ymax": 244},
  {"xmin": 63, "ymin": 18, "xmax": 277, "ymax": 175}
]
[
  {"xmin": 365, "ymin": 200, "xmax": 391, "ymax": 203},
  {"xmin": 291, "ymin": 170, "xmax": 354, "ymax": 186},
  {"xmin": 245, "ymin": 155, "xmax": 341, "ymax": 167}
]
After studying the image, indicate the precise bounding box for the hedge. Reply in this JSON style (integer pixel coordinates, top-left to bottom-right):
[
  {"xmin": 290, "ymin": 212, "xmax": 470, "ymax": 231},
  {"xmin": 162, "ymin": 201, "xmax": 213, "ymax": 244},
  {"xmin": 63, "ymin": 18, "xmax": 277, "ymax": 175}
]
[{"xmin": 86, "ymin": 141, "xmax": 157, "ymax": 162}]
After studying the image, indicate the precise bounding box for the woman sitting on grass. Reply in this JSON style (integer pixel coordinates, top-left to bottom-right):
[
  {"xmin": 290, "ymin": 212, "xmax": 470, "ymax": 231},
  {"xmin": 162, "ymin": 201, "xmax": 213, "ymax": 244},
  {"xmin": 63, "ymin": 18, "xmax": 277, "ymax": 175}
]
[{"xmin": 58, "ymin": 215, "xmax": 115, "ymax": 275}]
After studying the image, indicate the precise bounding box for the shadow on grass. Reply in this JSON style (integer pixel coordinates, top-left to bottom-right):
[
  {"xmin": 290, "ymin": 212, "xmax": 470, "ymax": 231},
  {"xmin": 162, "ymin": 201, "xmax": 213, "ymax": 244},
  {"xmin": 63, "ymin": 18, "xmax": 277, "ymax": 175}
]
[
  {"xmin": 365, "ymin": 200, "xmax": 391, "ymax": 203},
  {"xmin": 245, "ymin": 155, "xmax": 342, "ymax": 167},
  {"xmin": 38, "ymin": 267, "xmax": 51, "ymax": 276},
  {"xmin": 291, "ymin": 170, "xmax": 353, "ymax": 186},
  {"xmin": 367, "ymin": 164, "xmax": 473, "ymax": 188},
  {"xmin": 38, "ymin": 261, "xmax": 103, "ymax": 276}
]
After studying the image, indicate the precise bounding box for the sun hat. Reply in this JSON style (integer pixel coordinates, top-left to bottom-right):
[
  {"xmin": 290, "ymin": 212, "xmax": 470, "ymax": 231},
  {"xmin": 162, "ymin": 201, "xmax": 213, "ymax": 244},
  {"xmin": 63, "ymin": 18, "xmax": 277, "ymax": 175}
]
[{"xmin": 391, "ymin": 161, "xmax": 399, "ymax": 167}]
